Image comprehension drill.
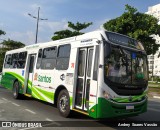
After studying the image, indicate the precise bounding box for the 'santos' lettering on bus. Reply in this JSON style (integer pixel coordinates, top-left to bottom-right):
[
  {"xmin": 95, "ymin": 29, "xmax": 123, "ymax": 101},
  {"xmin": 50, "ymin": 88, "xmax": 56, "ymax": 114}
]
[{"xmin": 34, "ymin": 73, "xmax": 51, "ymax": 83}]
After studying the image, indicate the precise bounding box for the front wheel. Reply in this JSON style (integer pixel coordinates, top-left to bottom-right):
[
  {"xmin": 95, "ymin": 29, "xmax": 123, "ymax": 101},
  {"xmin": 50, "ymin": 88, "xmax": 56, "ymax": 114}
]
[
  {"xmin": 13, "ymin": 81, "xmax": 21, "ymax": 99},
  {"xmin": 57, "ymin": 89, "xmax": 70, "ymax": 117}
]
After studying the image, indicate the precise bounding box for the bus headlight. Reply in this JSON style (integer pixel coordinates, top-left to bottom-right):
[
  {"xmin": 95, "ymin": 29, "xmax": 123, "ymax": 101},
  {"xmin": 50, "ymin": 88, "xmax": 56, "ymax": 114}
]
[{"xmin": 103, "ymin": 91, "xmax": 112, "ymax": 99}]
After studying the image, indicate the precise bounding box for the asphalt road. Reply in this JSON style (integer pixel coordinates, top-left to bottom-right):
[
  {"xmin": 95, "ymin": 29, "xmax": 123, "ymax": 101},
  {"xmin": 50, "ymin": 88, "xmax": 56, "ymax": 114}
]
[{"xmin": 0, "ymin": 85, "xmax": 160, "ymax": 130}]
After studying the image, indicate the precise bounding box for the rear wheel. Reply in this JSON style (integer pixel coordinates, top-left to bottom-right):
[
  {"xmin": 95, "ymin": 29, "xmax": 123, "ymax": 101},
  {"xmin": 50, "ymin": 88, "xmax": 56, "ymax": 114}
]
[
  {"xmin": 57, "ymin": 89, "xmax": 70, "ymax": 117},
  {"xmin": 13, "ymin": 81, "xmax": 21, "ymax": 99}
]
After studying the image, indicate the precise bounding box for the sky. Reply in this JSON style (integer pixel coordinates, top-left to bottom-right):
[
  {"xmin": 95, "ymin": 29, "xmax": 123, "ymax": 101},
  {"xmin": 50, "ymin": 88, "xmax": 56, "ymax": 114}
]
[{"xmin": 0, "ymin": 0, "xmax": 160, "ymax": 45}]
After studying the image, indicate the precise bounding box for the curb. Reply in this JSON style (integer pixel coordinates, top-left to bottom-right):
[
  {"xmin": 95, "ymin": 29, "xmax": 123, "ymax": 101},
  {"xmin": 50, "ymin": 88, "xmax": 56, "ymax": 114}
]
[{"xmin": 153, "ymin": 96, "xmax": 160, "ymax": 99}]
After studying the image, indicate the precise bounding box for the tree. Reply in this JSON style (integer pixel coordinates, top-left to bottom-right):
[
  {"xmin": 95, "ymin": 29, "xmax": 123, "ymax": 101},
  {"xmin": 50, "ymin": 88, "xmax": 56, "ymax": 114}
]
[
  {"xmin": 0, "ymin": 39, "xmax": 25, "ymax": 72},
  {"xmin": 0, "ymin": 29, "xmax": 6, "ymax": 72},
  {"xmin": 51, "ymin": 21, "xmax": 92, "ymax": 40},
  {"xmin": 1, "ymin": 39, "xmax": 25, "ymax": 49},
  {"xmin": 68, "ymin": 21, "xmax": 92, "ymax": 32},
  {"xmin": 52, "ymin": 29, "xmax": 73, "ymax": 41},
  {"xmin": 0, "ymin": 30, "xmax": 5, "ymax": 36},
  {"xmin": 103, "ymin": 4, "xmax": 160, "ymax": 55}
]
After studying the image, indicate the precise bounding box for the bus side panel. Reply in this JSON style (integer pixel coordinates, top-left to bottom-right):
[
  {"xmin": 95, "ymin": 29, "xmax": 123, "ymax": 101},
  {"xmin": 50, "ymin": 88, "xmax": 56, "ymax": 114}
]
[
  {"xmin": 1, "ymin": 71, "xmax": 15, "ymax": 90},
  {"xmin": 1, "ymin": 71, "xmax": 24, "ymax": 94},
  {"xmin": 31, "ymin": 69, "xmax": 55, "ymax": 103},
  {"xmin": 64, "ymin": 47, "xmax": 78, "ymax": 109},
  {"xmin": 31, "ymin": 85, "xmax": 54, "ymax": 103}
]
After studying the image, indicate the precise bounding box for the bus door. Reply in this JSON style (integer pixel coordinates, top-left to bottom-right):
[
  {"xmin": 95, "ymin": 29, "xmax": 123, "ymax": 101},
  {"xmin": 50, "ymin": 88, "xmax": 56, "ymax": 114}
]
[
  {"xmin": 25, "ymin": 54, "xmax": 36, "ymax": 95},
  {"xmin": 75, "ymin": 47, "xmax": 95, "ymax": 111}
]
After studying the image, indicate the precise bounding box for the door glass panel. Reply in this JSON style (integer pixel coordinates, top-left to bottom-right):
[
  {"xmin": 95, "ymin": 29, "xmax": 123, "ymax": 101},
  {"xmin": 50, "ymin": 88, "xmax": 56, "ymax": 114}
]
[
  {"xmin": 29, "ymin": 56, "xmax": 35, "ymax": 73},
  {"xmin": 75, "ymin": 49, "xmax": 86, "ymax": 107},
  {"xmin": 87, "ymin": 49, "xmax": 93, "ymax": 77},
  {"xmin": 78, "ymin": 50, "xmax": 85, "ymax": 76},
  {"xmin": 75, "ymin": 78, "xmax": 83, "ymax": 106},
  {"xmin": 36, "ymin": 49, "xmax": 42, "ymax": 69},
  {"xmin": 85, "ymin": 79, "xmax": 90, "ymax": 109},
  {"xmin": 75, "ymin": 48, "xmax": 94, "ymax": 110}
]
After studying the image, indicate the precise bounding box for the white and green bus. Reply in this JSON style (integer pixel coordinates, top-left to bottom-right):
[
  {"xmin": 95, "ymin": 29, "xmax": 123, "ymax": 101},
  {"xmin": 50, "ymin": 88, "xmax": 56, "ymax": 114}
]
[{"xmin": 0, "ymin": 30, "xmax": 148, "ymax": 118}]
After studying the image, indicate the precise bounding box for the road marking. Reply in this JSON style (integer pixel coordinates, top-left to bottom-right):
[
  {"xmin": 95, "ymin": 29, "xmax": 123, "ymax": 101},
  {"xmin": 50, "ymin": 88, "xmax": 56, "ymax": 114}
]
[
  {"xmin": 148, "ymin": 107, "xmax": 160, "ymax": 112},
  {"xmin": 12, "ymin": 102, "xmax": 20, "ymax": 107},
  {"xmin": 25, "ymin": 109, "xmax": 36, "ymax": 114},
  {"xmin": 43, "ymin": 121, "xmax": 61, "ymax": 127},
  {"xmin": 45, "ymin": 118, "xmax": 53, "ymax": 121},
  {"xmin": 2, "ymin": 98, "xmax": 9, "ymax": 101},
  {"xmin": 153, "ymin": 96, "xmax": 160, "ymax": 99}
]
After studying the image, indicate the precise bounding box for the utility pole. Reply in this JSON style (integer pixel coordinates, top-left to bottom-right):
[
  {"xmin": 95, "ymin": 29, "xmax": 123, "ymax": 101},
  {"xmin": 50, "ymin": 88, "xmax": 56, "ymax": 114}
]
[{"xmin": 28, "ymin": 7, "xmax": 48, "ymax": 44}]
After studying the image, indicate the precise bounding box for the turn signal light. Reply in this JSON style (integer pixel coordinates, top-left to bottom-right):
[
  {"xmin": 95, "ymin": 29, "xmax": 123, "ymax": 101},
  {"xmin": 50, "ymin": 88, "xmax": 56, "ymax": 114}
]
[{"xmin": 91, "ymin": 109, "xmax": 95, "ymax": 112}]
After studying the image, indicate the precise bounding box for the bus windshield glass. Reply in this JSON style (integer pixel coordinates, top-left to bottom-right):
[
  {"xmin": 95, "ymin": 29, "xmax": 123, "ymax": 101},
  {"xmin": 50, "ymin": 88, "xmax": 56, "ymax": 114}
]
[
  {"xmin": 104, "ymin": 45, "xmax": 148, "ymax": 85},
  {"xmin": 105, "ymin": 32, "xmax": 144, "ymax": 50}
]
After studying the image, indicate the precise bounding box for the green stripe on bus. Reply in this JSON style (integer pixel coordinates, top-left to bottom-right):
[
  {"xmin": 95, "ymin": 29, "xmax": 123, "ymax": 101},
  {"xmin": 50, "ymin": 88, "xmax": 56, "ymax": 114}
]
[
  {"xmin": 6, "ymin": 72, "xmax": 24, "ymax": 83},
  {"xmin": 32, "ymin": 86, "xmax": 54, "ymax": 102},
  {"xmin": 31, "ymin": 87, "xmax": 48, "ymax": 102},
  {"xmin": 5, "ymin": 72, "xmax": 32, "ymax": 89},
  {"xmin": 3, "ymin": 72, "xmax": 73, "ymax": 105}
]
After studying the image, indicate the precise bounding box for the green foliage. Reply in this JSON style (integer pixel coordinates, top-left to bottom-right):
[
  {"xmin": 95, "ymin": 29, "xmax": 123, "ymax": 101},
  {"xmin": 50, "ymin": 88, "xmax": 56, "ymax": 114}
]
[
  {"xmin": 52, "ymin": 21, "xmax": 92, "ymax": 40},
  {"xmin": 103, "ymin": 4, "xmax": 160, "ymax": 55},
  {"xmin": 149, "ymin": 76, "xmax": 160, "ymax": 83},
  {"xmin": 125, "ymin": 4, "xmax": 137, "ymax": 14},
  {"xmin": 52, "ymin": 29, "xmax": 73, "ymax": 41},
  {"xmin": 68, "ymin": 21, "xmax": 92, "ymax": 32},
  {"xmin": 0, "ymin": 39, "xmax": 25, "ymax": 72},
  {"xmin": 1, "ymin": 39, "xmax": 25, "ymax": 49},
  {"xmin": 0, "ymin": 30, "xmax": 5, "ymax": 36}
]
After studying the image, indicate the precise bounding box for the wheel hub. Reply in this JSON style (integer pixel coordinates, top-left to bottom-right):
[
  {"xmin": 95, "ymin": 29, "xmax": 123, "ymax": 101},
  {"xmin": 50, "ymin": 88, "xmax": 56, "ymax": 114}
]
[{"xmin": 59, "ymin": 95, "xmax": 68, "ymax": 112}]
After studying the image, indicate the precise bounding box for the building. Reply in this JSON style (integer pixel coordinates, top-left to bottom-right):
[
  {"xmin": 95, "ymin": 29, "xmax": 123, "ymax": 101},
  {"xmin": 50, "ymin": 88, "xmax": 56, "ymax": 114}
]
[{"xmin": 146, "ymin": 4, "xmax": 160, "ymax": 77}]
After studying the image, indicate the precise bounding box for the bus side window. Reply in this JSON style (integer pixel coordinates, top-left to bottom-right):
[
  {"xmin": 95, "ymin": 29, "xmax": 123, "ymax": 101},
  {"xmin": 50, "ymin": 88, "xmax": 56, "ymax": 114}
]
[
  {"xmin": 56, "ymin": 44, "xmax": 71, "ymax": 70},
  {"xmin": 10, "ymin": 53, "xmax": 19, "ymax": 68},
  {"xmin": 41, "ymin": 47, "xmax": 57, "ymax": 70},
  {"xmin": 93, "ymin": 45, "xmax": 99, "ymax": 80},
  {"xmin": 4, "ymin": 54, "xmax": 12, "ymax": 68},
  {"xmin": 36, "ymin": 49, "xmax": 42, "ymax": 69},
  {"xmin": 17, "ymin": 51, "xmax": 27, "ymax": 69}
]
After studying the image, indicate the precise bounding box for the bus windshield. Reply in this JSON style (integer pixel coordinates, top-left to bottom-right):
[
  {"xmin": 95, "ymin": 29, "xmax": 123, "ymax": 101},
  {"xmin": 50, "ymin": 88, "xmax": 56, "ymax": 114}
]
[
  {"xmin": 105, "ymin": 31, "xmax": 144, "ymax": 50},
  {"xmin": 104, "ymin": 44, "xmax": 148, "ymax": 85}
]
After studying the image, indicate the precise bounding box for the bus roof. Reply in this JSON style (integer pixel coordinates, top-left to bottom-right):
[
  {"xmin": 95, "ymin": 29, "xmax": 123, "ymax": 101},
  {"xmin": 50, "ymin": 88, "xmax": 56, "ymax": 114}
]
[
  {"xmin": 5, "ymin": 30, "xmax": 104, "ymax": 54},
  {"xmin": 5, "ymin": 29, "xmax": 144, "ymax": 54}
]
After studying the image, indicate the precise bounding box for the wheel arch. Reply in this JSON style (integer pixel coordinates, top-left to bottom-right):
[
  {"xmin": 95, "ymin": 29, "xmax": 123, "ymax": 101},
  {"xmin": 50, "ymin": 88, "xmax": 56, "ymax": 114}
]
[
  {"xmin": 54, "ymin": 85, "xmax": 68, "ymax": 107},
  {"xmin": 12, "ymin": 79, "xmax": 18, "ymax": 90}
]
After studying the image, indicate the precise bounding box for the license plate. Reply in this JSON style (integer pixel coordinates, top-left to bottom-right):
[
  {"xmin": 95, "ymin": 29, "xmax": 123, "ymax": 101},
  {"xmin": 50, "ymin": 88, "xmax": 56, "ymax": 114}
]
[{"xmin": 126, "ymin": 105, "xmax": 134, "ymax": 110}]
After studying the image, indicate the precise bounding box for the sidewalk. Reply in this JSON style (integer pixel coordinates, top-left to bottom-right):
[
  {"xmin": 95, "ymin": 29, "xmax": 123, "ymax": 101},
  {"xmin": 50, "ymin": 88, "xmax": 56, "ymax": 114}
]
[
  {"xmin": 153, "ymin": 96, "xmax": 160, "ymax": 99},
  {"xmin": 148, "ymin": 87, "xmax": 160, "ymax": 99}
]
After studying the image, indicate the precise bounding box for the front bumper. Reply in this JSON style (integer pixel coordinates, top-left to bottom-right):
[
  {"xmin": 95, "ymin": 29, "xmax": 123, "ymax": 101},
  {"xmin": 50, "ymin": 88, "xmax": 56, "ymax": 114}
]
[{"xmin": 89, "ymin": 97, "xmax": 147, "ymax": 118}]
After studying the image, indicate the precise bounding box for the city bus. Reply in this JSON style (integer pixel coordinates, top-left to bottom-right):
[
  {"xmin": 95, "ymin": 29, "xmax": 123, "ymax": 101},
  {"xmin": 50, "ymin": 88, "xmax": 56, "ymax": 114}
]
[{"xmin": 0, "ymin": 30, "xmax": 148, "ymax": 118}]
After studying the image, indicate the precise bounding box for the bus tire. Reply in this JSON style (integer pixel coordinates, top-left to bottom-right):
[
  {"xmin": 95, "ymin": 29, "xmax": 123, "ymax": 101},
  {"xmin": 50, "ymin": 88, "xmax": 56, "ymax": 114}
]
[
  {"xmin": 13, "ymin": 81, "xmax": 21, "ymax": 99},
  {"xmin": 57, "ymin": 89, "xmax": 70, "ymax": 117}
]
